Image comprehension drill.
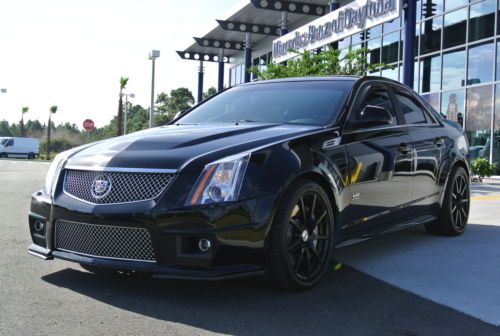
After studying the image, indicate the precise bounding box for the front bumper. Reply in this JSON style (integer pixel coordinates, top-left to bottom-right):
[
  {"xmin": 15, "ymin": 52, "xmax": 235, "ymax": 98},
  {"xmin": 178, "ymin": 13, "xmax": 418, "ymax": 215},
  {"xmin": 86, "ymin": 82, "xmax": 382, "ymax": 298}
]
[{"xmin": 28, "ymin": 190, "xmax": 277, "ymax": 279}]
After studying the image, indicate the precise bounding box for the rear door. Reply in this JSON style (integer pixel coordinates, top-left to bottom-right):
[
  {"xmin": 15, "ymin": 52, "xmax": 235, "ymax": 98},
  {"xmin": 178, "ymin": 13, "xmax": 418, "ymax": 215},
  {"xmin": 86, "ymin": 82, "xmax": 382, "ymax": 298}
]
[
  {"xmin": 391, "ymin": 85, "xmax": 444, "ymax": 213},
  {"xmin": 341, "ymin": 82, "xmax": 413, "ymax": 234}
]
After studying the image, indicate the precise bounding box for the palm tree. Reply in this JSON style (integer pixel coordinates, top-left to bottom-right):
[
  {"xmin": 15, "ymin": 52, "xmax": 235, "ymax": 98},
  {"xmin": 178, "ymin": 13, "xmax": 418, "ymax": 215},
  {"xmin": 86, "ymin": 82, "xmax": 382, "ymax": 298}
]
[
  {"xmin": 20, "ymin": 106, "xmax": 29, "ymax": 137},
  {"xmin": 117, "ymin": 76, "xmax": 129, "ymax": 136},
  {"xmin": 46, "ymin": 105, "xmax": 57, "ymax": 160}
]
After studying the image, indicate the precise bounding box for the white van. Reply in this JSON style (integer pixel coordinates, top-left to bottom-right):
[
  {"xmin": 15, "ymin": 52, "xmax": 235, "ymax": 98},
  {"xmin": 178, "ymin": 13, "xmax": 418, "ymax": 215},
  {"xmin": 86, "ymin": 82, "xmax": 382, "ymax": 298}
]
[{"xmin": 0, "ymin": 137, "xmax": 40, "ymax": 159}]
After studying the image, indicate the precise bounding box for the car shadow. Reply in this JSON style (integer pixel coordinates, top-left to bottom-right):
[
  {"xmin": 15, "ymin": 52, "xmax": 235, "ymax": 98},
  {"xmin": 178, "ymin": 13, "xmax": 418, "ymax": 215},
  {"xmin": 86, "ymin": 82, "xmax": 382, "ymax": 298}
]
[{"xmin": 42, "ymin": 226, "xmax": 500, "ymax": 336}]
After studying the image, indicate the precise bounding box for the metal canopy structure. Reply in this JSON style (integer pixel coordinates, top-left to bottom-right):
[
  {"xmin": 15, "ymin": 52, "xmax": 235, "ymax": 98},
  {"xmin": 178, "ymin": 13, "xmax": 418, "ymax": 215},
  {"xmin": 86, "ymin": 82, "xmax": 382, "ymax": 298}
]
[{"xmin": 177, "ymin": 0, "xmax": 335, "ymax": 63}]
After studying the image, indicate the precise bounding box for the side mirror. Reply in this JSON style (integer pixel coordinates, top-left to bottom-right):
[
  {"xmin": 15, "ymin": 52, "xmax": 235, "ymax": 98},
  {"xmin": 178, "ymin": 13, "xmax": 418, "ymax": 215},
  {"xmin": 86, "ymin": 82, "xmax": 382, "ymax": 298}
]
[{"xmin": 351, "ymin": 105, "xmax": 393, "ymax": 129}]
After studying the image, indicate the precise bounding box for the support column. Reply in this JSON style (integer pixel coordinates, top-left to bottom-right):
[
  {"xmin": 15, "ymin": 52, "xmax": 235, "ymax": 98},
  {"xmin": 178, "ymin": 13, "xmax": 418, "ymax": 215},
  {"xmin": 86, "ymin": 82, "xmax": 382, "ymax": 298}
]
[
  {"xmin": 244, "ymin": 33, "xmax": 252, "ymax": 83},
  {"xmin": 197, "ymin": 60, "xmax": 204, "ymax": 103},
  {"xmin": 403, "ymin": 0, "xmax": 417, "ymax": 88},
  {"xmin": 280, "ymin": 11, "xmax": 288, "ymax": 36},
  {"xmin": 329, "ymin": 0, "xmax": 339, "ymax": 12},
  {"xmin": 218, "ymin": 49, "xmax": 224, "ymax": 92},
  {"xmin": 329, "ymin": 1, "xmax": 340, "ymax": 49}
]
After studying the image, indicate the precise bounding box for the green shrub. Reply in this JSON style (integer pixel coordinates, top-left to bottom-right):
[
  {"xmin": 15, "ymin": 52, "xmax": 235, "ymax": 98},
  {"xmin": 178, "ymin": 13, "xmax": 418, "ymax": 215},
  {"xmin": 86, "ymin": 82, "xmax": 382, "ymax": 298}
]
[{"xmin": 471, "ymin": 158, "xmax": 496, "ymax": 178}]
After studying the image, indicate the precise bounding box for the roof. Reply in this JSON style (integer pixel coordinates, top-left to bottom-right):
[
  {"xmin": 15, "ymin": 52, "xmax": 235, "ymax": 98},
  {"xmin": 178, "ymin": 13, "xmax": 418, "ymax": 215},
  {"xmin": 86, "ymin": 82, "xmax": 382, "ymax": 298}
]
[{"xmin": 180, "ymin": 0, "xmax": 342, "ymax": 62}]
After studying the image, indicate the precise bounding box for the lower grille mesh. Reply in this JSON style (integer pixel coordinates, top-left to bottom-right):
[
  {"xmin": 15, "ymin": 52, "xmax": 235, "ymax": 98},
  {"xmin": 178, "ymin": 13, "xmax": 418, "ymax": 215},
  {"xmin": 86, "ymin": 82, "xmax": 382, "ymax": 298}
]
[{"xmin": 55, "ymin": 220, "xmax": 156, "ymax": 262}]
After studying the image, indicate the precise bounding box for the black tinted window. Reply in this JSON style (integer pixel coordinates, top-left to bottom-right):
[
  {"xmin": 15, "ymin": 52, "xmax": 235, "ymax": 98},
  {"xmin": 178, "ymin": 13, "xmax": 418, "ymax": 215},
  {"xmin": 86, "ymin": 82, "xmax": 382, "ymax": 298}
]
[
  {"xmin": 6, "ymin": 139, "xmax": 14, "ymax": 146},
  {"xmin": 354, "ymin": 87, "xmax": 397, "ymax": 126},
  {"xmin": 178, "ymin": 81, "xmax": 354, "ymax": 126},
  {"xmin": 394, "ymin": 90, "xmax": 428, "ymax": 124}
]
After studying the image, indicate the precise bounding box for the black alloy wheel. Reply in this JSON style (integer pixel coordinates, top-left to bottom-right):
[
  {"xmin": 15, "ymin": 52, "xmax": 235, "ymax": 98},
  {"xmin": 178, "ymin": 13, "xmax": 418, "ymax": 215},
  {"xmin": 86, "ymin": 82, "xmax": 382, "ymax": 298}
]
[
  {"xmin": 425, "ymin": 166, "xmax": 469, "ymax": 236},
  {"xmin": 267, "ymin": 179, "xmax": 334, "ymax": 291}
]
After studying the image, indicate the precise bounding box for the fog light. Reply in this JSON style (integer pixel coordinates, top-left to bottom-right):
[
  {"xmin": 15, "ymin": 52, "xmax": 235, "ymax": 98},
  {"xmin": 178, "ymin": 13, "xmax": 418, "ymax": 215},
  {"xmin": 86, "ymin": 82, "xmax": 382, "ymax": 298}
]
[
  {"xmin": 34, "ymin": 220, "xmax": 45, "ymax": 232},
  {"xmin": 198, "ymin": 239, "xmax": 211, "ymax": 252}
]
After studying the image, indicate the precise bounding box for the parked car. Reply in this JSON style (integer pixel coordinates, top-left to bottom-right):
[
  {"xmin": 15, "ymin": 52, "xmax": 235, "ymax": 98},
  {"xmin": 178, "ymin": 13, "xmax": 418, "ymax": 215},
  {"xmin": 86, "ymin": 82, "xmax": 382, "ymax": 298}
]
[
  {"xmin": 28, "ymin": 76, "xmax": 470, "ymax": 290},
  {"xmin": 0, "ymin": 137, "xmax": 39, "ymax": 159}
]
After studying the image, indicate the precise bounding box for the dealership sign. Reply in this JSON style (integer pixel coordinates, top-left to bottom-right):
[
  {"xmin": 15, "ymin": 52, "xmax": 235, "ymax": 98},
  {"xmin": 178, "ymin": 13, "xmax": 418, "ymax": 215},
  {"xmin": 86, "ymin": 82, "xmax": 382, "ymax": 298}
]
[{"xmin": 272, "ymin": 0, "xmax": 400, "ymax": 63}]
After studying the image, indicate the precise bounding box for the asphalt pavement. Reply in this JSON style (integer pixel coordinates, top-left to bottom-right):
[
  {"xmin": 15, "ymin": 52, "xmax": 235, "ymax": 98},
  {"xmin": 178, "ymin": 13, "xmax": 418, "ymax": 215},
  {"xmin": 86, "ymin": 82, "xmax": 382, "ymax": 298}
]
[{"xmin": 1, "ymin": 159, "xmax": 499, "ymax": 336}]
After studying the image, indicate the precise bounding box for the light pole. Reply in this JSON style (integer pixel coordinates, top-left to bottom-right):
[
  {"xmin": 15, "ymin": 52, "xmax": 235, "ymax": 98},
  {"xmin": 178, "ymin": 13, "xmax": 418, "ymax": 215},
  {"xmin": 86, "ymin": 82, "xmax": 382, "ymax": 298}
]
[
  {"xmin": 148, "ymin": 50, "xmax": 160, "ymax": 128},
  {"xmin": 120, "ymin": 93, "xmax": 135, "ymax": 134}
]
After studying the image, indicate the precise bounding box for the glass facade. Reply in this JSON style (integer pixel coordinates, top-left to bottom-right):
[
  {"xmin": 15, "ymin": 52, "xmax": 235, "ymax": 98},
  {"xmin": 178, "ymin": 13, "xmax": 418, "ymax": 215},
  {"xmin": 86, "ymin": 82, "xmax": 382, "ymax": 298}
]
[{"xmin": 228, "ymin": 0, "xmax": 500, "ymax": 173}]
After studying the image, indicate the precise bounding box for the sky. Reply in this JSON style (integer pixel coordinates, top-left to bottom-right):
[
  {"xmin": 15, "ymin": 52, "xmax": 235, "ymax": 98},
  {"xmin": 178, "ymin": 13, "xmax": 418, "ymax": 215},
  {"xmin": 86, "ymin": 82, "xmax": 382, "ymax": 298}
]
[{"xmin": 0, "ymin": 0, "xmax": 240, "ymax": 129}]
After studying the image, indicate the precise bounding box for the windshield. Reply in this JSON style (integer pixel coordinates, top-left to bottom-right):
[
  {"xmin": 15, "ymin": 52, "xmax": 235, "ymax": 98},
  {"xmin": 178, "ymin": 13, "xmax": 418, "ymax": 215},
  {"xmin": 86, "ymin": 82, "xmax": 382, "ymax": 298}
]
[
  {"xmin": 177, "ymin": 80, "xmax": 354, "ymax": 126},
  {"xmin": 0, "ymin": 138, "xmax": 9, "ymax": 146}
]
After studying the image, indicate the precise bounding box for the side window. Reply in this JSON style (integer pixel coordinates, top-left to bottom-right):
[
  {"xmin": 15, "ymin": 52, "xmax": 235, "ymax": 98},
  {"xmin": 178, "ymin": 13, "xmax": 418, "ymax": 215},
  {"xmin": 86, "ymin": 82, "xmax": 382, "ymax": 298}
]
[
  {"xmin": 351, "ymin": 87, "xmax": 397, "ymax": 126},
  {"xmin": 6, "ymin": 139, "xmax": 14, "ymax": 147},
  {"xmin": 394, "ymin": 89, "xmax": 429, "ymax": 125}
]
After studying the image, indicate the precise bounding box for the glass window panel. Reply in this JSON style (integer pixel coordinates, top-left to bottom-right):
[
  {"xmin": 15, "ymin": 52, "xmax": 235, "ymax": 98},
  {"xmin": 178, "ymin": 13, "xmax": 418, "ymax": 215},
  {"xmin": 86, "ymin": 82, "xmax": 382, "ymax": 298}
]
[
  {"xmin": 493, "ymin": 84, "xmax": 500, "ymax": 173},
  {"xmin": 394, "ymin": 90, "xmax": 428, "ymax": 124},
  {"xmin": 420, "ymin": 16, "xmax": 442, "ymax": 54},
  {"xmin": 468, "ymin": 42, "xmax": 494, "ymax": 85},
  {"xmin": 422, "ymin": 92, "xmax": 440, "ymax": 112},
  {"xmin": 383, "ymin": 18, "xmax": 400, "ymax": 33},
  {"xmin": 367, "ymin": 38, "xmax": 381, "ymax": 65},
  {"xmin": 235, "ymin": 65, "xmax": 241, "ymax": 84},
  {"xmin": 441, "ymin": 89, "xmax": 465, "ymax": 125},
  {"xmin": 420, "ymin": 54, "xmax": 441, "ymax": 93},
  {"xmin": 443, "ymin": 8, "xmax": 467, "ymax": 49},
  {"xmin": 469, "ymin": 0, "xmax": 496, "ymax": 42},
  {"xmin": 416, "ymin": 0, "xmax": 422, "ymax": 20},
  {"xmin": 382, "ymin": 31, "xmax": 399, "ymax": 63},
  {"xmin": 382, "ymin": 65, "xmax": 399, "ymax": 81},
  {"xmin": 444, "ymin": 0, "xmax": 468, "ymax": 11},
  {"xmin": 366, "ymin": 24, "xmax": 382, "ymax": 38},
  {"xmin": 338, "ymin": 36, "xmax": 351, "ymax": 50},
  {"xmin": 421, "ymin": 0, "xmax": 444, "ymax": 19},
  {"xmin": 497, "ymin": 41, "xmax": 500, "ymax": 81},
  {"xmin": 442, "ymin": 48, "xmax": 466, "ymax": 90},
  {"xmin": 352, "ymin": 31, "xmax": 363, "ymax": 45},
  {"xmin": 466, "ymin": 85, "xmax": 493, "ymax": 149}
]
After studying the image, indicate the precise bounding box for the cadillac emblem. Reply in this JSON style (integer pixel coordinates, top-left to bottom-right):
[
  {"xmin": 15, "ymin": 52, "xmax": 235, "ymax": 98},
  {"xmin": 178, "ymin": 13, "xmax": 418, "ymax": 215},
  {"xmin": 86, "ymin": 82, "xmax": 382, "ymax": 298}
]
[{"xmin": 91, "ymin": 175, "xmax": 112, "ymax": 199}]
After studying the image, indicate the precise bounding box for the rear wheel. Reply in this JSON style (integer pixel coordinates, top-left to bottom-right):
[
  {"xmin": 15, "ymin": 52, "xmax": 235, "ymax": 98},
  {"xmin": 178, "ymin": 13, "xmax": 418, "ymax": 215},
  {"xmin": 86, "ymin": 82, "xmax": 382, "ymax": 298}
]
[
  {"xmin": 266, "ymin": 179, "xmax": 334, "ymax": 291},
  {"xmin": 0, "ymin": 153, "xmax": 7, "ymax": 158},
  {"xmin": 27, "ymin": 153, "xmax": 35, "ymax": 160},
  {"xmin": 425, "ymin": 166, "xmax": 469, "ymax": 236}
]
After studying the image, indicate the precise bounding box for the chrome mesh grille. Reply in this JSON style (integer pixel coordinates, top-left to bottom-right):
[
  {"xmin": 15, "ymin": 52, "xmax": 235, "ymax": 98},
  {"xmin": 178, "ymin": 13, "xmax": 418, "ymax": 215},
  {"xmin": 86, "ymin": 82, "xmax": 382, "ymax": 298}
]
[
  {"xmin": 55, "ymin": 220, "xmax": 156, "ymax": 262},
  {"xmin": 64, "ymin": 169, "xmax": 174, "ymax": 204}
]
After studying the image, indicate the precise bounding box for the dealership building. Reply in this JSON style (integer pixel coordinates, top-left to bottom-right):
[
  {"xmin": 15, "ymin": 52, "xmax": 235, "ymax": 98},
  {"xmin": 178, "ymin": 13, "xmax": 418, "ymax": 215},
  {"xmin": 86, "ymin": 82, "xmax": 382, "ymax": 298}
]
[{"xmin": 177, "ymin": 0, "xmax": 500, "ymax": 171}]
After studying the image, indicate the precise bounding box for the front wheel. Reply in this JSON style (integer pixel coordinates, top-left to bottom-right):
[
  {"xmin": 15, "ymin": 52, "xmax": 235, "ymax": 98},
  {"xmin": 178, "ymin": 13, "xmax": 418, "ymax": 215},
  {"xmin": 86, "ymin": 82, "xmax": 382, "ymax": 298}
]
[
  {"xmin": 425, "ymin": 166, "xmax": 469, "ymax": 236},
  {"xmin": 266, "ymin": 179, "xmax": 334, "ymax": 291}
]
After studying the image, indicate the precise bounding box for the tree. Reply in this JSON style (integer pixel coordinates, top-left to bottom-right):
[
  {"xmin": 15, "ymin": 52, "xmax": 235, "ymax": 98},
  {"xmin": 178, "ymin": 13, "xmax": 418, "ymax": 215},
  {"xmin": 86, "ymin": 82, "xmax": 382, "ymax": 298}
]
[
  {"xmin": 46, "ymin": 105, "xmax": 57, "ymax": 159},
  {"xmin": 20, "ymin": 107, "xmax": 29, "ymax": 137},
  {"xmin": 0, "ymin": 120, "xmax": 12, "ymax": 136},
  {"xmin": 249, "ymin": 45, "xmax": 385, "ymax": 80},
  {"xmin": 117, "ymin": 76, "xmax": 129, "ymax": 136},
  {"xmin": 203, "ymin": 87, "xmax": 217, "ymax": 100},
  {"xmin": 155, "ymin": 88, "xmax": 195, "ymax": 125}
]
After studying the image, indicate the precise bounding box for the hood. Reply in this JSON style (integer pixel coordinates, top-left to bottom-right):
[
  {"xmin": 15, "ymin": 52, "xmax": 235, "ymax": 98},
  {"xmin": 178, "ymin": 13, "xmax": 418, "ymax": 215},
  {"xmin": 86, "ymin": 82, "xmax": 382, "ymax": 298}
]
[{"xmin": 65, "ymin": 123, "xmax": 322, "ymax": 173}]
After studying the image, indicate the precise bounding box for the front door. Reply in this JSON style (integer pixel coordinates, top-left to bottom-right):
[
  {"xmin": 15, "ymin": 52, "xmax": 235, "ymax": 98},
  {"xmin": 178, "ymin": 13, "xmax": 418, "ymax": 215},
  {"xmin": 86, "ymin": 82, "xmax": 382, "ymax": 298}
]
[{"xmin": 341, "ymin": 83, "xmax": 413, "ymax": 234}]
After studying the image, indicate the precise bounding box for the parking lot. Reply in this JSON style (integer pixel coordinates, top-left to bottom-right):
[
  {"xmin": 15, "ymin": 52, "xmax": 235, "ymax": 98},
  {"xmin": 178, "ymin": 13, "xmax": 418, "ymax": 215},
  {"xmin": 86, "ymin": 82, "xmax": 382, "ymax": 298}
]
[{"xmin": 1, "ymin": 160, "xmax": 499, "ymax": 336}]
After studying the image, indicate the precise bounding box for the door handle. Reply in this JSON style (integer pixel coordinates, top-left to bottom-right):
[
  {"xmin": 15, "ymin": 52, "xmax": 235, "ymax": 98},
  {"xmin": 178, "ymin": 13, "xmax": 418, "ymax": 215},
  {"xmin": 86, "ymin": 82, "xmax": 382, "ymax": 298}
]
[
  {"xmin": 398, "ymin": 143, "xmax": 412, "ymax": 154},
  {"xmin": 434, "ymin": 137, "xmax": 444, "ymax": 147}
]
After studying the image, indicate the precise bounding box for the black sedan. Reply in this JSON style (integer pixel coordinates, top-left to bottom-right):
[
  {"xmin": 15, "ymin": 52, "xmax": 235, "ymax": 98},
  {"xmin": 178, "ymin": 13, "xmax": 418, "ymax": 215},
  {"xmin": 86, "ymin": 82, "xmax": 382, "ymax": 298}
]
[{"xmin": 28, "ymin": 76, "xmax": 470, "ymax": 290}]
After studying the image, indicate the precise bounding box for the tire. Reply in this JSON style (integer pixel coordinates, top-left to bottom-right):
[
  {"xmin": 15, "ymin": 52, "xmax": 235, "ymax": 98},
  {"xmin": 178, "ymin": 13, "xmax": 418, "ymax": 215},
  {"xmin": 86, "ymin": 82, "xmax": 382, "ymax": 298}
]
[
  {"xmin": 266, "ymin": 179, "xmax": 334, "ymax": 291},
  {"xmin": 0, "ymin": 153, "xmax": 7, "ymax": 158},
  {"xmin": 27, "ymin": 153, "xmax": 35, "ymax": 160},
  {"xmin": 425, "ymin": 166, "xmax": 469, "ymax": 236}
]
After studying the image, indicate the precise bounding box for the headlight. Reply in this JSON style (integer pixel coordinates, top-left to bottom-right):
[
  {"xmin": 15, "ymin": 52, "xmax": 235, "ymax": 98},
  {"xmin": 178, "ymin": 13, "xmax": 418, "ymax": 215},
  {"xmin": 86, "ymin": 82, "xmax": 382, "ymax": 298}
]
[
  {"xmin": 186, "ymin": 153, "xmax": 250, "ymax": 205},
  {"xmin": 43, "ymin": 152, "xmax": 67, "ymax": 196}
]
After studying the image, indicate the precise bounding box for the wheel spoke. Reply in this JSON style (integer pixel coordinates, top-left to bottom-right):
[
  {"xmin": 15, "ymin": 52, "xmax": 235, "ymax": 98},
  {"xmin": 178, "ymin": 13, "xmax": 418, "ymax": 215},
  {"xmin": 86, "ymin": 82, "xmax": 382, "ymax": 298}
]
[
  {"xmin": 304, "ymin": 249, "xmax": 312, "ymax": 276},
  {"xmin": 309, "ymin": 247, "xmax": 321, "ymax": 263},
  {"xmin": 299, "ymin": 197, "xmax": 307, "ymax": 224},
  {"xmin": 289, "ymin": 218, "xmax": 302, "ymax": 231},
  {"xmin": 309, "ymin": 194, "xmax": 317, "ymax": 221},
  {"xmin": 288, "ymin": 240, "xmax": 301, "ymax": 252},
  {"xmin": 294, "ymin": 249, "xmax": 305, "ymax": 273},
  {"xmin": 460, "ymin": 207, "xmax": 467, "ymax": 220},
  {"xmin": 452, "ymin": 193, "xmax": 457, "ymax": 200},
  {"xmin": 312, "ymin": 211, "xmax": 327, "ymax": 228}
]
